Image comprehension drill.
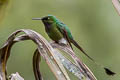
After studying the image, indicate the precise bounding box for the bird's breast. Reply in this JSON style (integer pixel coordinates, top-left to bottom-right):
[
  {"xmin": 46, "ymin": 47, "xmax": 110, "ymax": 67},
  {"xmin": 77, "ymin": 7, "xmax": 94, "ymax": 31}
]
[
  {"xmin": 42, "ymin": 21, "xmax": 63, "ymax": 42},
  {"xmin": 48, "ymin": 26, "xmax": 63, "ymax": 42}
]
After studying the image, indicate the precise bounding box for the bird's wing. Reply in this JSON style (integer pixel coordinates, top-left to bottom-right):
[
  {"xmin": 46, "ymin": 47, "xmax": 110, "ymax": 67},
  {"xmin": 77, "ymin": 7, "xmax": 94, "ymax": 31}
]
[
  {"xmin": 56, "ymin": 22, "xmax": 95, "ymax": 61},
  {"xmin": 56, "ymin": 22, "xmax": 65, "ymax": 33},
  {"xmin": 56, "ymin": 21, "xmax": 73, "ymax": 39},
  {"xmin": 56, "ymin": 22, "xmax": 73, "ymax": 49}
]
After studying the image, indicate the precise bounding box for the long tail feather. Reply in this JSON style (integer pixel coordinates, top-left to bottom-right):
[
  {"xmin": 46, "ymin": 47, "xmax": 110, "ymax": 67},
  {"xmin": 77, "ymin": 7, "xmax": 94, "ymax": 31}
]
[
  {"xmin": 71, "ymin": 39, "xmax": 94, "ymax": 62},
  {"xmin": 71, "ymin": 39, "xmax": 116, "ymax": 76}
]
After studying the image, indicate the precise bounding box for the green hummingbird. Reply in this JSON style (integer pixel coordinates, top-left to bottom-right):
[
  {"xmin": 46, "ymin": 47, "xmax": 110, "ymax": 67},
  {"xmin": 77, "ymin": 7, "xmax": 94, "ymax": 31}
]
[
  {"xmin": 32, "ymin": 15, "xmax": 94, "ymax": 61},
  {"xmin": 32, "ymin": 15, "xmax": 115, "ymax": 76}
]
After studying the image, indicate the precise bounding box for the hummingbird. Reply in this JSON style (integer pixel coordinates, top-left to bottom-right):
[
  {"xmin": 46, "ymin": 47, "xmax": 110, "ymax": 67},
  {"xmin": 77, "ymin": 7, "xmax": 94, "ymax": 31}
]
[
  {"xmin": 32, "ymin": 15, "xmax": 115, "ymax": 76},
  {"xmin": 32, "ymin": 15, "xmax": 94, "ymax": 60}
]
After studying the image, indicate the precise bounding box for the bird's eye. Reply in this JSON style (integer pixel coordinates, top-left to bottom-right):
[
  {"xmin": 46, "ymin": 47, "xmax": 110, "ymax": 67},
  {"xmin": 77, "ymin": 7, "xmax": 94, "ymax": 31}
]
[
  {"xmin": 44, "ymin": 17, "xmax": 49, "ymax": 20},
  {"xmin": 43, "ymin": 17, "xmax": 50, "ymax": 20}
]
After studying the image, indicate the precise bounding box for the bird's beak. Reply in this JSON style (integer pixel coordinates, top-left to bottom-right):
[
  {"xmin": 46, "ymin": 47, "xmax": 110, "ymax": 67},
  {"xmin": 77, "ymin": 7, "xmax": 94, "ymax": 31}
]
[{"xmin": 32, "ymin": 18, "xmax": 42, "ymax": 20}]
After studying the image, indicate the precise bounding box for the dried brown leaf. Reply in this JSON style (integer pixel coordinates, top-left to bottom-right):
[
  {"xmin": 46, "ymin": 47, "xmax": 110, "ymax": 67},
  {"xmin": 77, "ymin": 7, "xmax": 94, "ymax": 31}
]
[
  {"xmin": 0, "ymin": 29, "xmax": 97, "ymax": 80},
  {"xmin": 33, "ymin": 49, "xmax": 42, "ymax": 80},
  {"xmin": 51, "ymin": 42, "xmax": 97, "ymax": 80},
  {"xmin": 0, "ymin": 29, "xmax": 70, "ymax": 80}
]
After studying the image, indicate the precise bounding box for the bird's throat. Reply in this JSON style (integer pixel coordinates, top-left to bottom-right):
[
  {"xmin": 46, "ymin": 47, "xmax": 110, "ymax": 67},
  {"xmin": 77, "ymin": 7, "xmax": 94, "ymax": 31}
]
[{"xmin": 42, "ymin": 21, "xmax": 51, "ymax": 32}]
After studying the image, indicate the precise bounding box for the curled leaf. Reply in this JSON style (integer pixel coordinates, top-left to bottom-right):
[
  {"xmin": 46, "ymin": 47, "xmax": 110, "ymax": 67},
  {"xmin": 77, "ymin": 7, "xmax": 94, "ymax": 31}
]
[
  {"xmin": 33, "ymin": 49, "xmax": 42, "ymax": 80},
  {"xmin": 0, "ymin": 29, "xmax": 97, "ymax": 80},
  {"xmin": 51, "ymin": 42, "xmax": 97, "ymax": 80}
]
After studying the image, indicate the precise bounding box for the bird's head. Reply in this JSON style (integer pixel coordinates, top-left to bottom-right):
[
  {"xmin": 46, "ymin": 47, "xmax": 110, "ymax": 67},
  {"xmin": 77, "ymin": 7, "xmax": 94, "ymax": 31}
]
[{"xmin": 32, "ymin": 15, "xmax": 57, "ymax": 24}]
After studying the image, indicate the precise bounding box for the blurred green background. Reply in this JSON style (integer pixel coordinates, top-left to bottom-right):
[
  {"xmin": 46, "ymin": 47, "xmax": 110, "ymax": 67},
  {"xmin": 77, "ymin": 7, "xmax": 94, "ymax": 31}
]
[{"xmin": 0, "ymin": 0, "xmax": 120, "ymax": 80}]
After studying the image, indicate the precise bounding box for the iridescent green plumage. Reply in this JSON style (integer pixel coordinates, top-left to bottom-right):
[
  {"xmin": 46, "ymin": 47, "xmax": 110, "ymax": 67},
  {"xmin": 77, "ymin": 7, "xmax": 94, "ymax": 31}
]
[
  {"xmin": 33, "ymin": 15, "xmax": 94, "ymax": 61},
  {"xmin": 42, "ymin": 15, "xmax": 73, "ymax": 42}
]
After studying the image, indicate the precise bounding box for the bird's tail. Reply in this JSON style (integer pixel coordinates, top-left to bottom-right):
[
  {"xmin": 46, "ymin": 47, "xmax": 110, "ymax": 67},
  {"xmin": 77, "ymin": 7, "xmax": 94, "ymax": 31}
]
[
  {"xmin": 71, "ymin": 39, "xmax": 94, "ymax": 62},
  {"xmin": 71, "ymin": 39, "xmax": 115, "ymax": 76}
]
